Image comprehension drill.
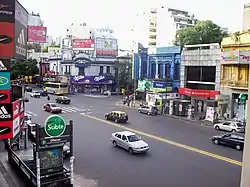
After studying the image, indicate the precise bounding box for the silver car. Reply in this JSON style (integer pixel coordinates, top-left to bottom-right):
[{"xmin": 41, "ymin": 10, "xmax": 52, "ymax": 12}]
[
  {"xmin": 214, "ymin": 121, "xmax": 245, "ymax": 133},
  {"xmin": 138, "ymin": 105, "xmax": 158, "ymax": 115},
  {"xmin": 111, "ymin": 131, "xmax": 149, "ymax": 154}
]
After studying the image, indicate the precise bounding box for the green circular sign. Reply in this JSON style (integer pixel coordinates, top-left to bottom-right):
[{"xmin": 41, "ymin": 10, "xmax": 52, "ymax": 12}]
[{"xmin": 44, "ymin": 115, "xmax": 66, "ymax": 137}]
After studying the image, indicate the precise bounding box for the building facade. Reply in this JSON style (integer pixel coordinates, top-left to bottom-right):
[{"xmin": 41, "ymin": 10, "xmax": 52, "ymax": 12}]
[
  {"xmin": 220, "ymin": 31, "xmax": 250, "ymax": 121},
  {"xmin": 28, "ymin": 12, "xmax": 43, "ymax": 26},
  {"xmin": 179, "ymin": 43, "xmax": 221, "ymax": 118}
]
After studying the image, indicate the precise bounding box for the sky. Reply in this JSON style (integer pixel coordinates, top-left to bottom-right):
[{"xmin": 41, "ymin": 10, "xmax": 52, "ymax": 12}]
[{"xmin": 19, "ymin": 0, "xmax": 250, "ymax": 50}]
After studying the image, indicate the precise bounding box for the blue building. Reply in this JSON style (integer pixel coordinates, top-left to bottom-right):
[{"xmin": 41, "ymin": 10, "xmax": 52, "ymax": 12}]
[{"xmin": 134, "ymin": 45, "xmax": 181, "ymax": 93}]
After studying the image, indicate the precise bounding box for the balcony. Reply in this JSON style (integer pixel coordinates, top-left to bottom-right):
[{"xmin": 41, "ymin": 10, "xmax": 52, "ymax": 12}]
[
  {"xmin": 220, "ymin": 79, "xmax": 248, "ymax": 89},
  {"xmin": 221, "ymin": 50, "xmax": 250, "ymax": 64}
]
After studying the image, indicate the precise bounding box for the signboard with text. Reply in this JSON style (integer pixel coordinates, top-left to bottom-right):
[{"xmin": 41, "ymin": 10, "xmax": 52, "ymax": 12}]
[
  {"xmin": 72, "ymin": 39, "xmax": 94, "ymax": 51},
  {"xmin": 28, "ymin": 26, "xmax": 47, "ymax": 43},
  {"xmin": 95, "ymin": 38, "xmax": 118, "ymax": 59},
  {"xmin": 221, "ymin": 50, "xmax": 250, "ymax": 64}
]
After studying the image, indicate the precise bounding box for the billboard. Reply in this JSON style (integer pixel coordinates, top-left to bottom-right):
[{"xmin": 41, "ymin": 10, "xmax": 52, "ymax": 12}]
[
  {"xmin": 0, "ymin": 22, "xmax": 14, "ymax": 58},
  {"xmin": 14, "ymin": 0, "xmax": 28, "ymax": 60},
  {"xmin": 95, "ymin": 38, "xmax": 118, "ymax": 58},
  {"xmin": 0, "ymin": 0, "xmax": 15, "ymax": 23},
  {"xmin": 72, "ymin": 39, "xmax": 95, "ymax": 50},
  {"xmin": 28, "ymin": 26, "xmax": 47, "ymax": 43}
]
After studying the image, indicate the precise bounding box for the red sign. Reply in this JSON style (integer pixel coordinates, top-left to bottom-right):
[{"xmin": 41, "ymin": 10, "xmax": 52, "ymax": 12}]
[
  {"xmin": 96, "ymin": 50, "xmax": 118, "ymax": 56},
  {"xmin": 28, "ymin": 26, "xmax": 47, "ymax": 43},
  {"xmin": 12, "ymin": 100, "xmax": 20, "ymax": 119},
  {"xmin": 0, "ymin": 121, "xmax": 12, "ymax": 139},
  {"xmin": 72, "ymin": 39, "xmax": 95, "ymax": 50},
  {"xmin": 0, "ymin": 22, "xmax": 14, "ymax": 58},
  {"xmin": 178, "ymin": 88, "xmax": 219, "ymax": 98},
  {"xmin": 0, "ymin": 90, "xmax": 10, "ymax": 104}
]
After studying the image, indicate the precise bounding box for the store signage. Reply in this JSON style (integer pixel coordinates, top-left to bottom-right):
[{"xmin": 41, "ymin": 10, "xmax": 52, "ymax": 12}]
[
  {"xmin": 12, "ymin": 100, "xmax": 20, "ymax": 119},
  {"xmin": 71, "ymin": 75, "xmax": 114, "ymax": 85},
  {"xmin": 153, "ymin": 82, "xmax": 166, "ymax": 88},
  {"xmin": 0, "ymin": 72, "xmax": 10, "ymax": 90},
  {"xmin": 44, "ymin": 115, "xmax": 66, "ymax": 137},
  {"xmin": 0, "ymin": 90, "xmax": 10, "ymax": 103},
  {"xmin": 0, "ymin": 121, "xmax": 12, "ymax": 139},
  {"xmin": 28, "ymin": 26, "xmax": 47, "ymax": 43},
  {"xmin": 221, "ymin": 50, "xmax": 250, "ymax": 63},
  {"xmin": 13, "ymin": 116, "xmax": 20, "ymax": 137},
  {"xmin": 0, "ymin": 23, "xmax": 14, "ymax": 58},
  {"xmin": 178, "ymin": 88, "xmax": 219, "ymax": 98},
  {"xmin": 0, "ymin": 0, "xmax": 15, "ymax": 23},
  {"xmin": 0, "ymin": 59, "xmax": 11, "ymax": 71},
  {"xmin": 95, "ymin": 38, "xmax": 118, "ymax": 59},
  {"xmin": 72, "ymin": 39, "xmax": 94, "ymax": 51},
  {"xmin": 0, "ymin": 103, "xmax": 12, "ymax": 121}
]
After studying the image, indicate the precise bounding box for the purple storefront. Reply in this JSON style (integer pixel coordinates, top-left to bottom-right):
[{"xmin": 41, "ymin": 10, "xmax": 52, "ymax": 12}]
[{"xmin": 69, "ymin": 75, "xmax": 115, "ymax": 93}]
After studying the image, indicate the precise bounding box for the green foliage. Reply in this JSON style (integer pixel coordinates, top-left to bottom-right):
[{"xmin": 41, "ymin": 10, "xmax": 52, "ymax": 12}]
[
  {"xmin": 42, "ymin": 46, "xmax": 48, "ymax": 52},
  {"xmin": 116, "ymin": 61, "xmax": 133, "ymax": 88},
  {"xmin": 174, "ymin": 20, "xmax": 229, "ymax": 46},
  {"xmin": 11, "ymin": 58, "xmax": 39, "ymax": 80}
]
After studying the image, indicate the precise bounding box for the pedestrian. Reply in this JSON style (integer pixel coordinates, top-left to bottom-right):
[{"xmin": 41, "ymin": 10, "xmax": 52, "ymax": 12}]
[{"xmin": 47, "ymin": 95, "xmax": 50, "ymax": 101}]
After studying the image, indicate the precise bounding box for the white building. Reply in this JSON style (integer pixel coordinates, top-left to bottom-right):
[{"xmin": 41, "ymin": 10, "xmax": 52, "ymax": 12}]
[{"xmin": 28, "ymin": 12, "xmax": 43, "ymax": 26}]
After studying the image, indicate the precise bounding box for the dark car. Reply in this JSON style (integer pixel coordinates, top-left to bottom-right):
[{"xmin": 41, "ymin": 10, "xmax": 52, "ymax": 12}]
[
  {"xmin": 212, "ymin": 132, "xmax": 244, "ymax": 151},
  {"xmin": 25, "ymin": 87, "xmax": 32, "ymax": 92},
  {"xmin": 56, "ymin": 96, "xmax": 71, "ymax": 104},
  {"xmin": 27, "ymin": 123, "xmax": 70, "ymax": 158},
  {"xmin": 43, "ymin": 103, "xmax": 62, "ymax": 113},
  {"xmin": 105, "ymin": 111, "xmax": 128, "ymax": 123},
  {"xmin": 40, "ymin": 90, "xmax": 48, "ymax": 96}
]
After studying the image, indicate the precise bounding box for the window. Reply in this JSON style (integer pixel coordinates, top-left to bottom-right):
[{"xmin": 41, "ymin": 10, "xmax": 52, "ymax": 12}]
[
  {"xmin": 158, "ymin": 63, "xmax": 163, "ymax": 78},
  {"xmin": 117, "ymin": 134, "xmax": 121, "ymax": 139},
  {"xmin": 165, "ymin": 64, "xmax": 171, "ymax": 78},
  {"xmin": 201, "ymin": 66, "xmax": 216, "ymax": 82},
  {"xmin": 151, "ymin": 63, "xmax": 156, "ymax": 78},
  {"xmin": 100, "ymin": 66, "xmax": 104, "ymax": 75},
  {"xmin": 127, "ymin": 135, "xmax": 140, "ymax": 142},
  {"xmin": 78, "ymin": 67, "xmax": 85, "ymax": 76},
  {"xmin": 60, "ymin": 84, "xmax": 68, "ymax": 88},
  {"xmin": 122, "ymin": 135, "xmax": 127, "ymax": 141},
  {"xmin": 106, "ymin": 66, "xmax": 110, "ymax": 74},
  {"xmin": 174, "ymin": 63, "xmax": 180, "ymax": 80},
  {"xmin": 186, "ymin": 66, "xmax": 200, "ymax": 81}
]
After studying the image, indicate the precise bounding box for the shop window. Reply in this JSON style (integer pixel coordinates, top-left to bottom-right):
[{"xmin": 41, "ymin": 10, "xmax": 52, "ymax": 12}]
[
  {"xmin": 165, "ymin": 64, "xmax": 171, "ymax": 78},
  {"xmin": 158, "ymin": 63, "xmax": 163, "ymax": 78},
  {"xmin": 78, "ymin": 68, "xmax": 85, "ymax": 76},
  {"xmin": 186, "ymin": 66, "xmax": 200, "ymax": 81},
  {"xmin": 174, "ymin": 63, "xmax": 180, "ymax": 80},
  {"xmin": 106, "ymin": 66, "xmax": 110, "ymax": 74},
  {"xmin": 201, "ymin": 66, "xmax": 215, "ymax": 82},
  {"xmin": 99, "ymin": 66, "xmax": 104, "ymax": 75}
]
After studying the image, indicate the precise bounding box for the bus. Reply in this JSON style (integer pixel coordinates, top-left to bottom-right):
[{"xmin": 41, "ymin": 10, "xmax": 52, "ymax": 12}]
[{"xmin": 44, "ymin": 82, "xmax": 68, "ymax": 95}]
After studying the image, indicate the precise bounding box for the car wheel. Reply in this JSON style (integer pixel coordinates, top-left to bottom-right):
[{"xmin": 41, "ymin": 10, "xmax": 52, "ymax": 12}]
[
  {"xmin": 236, "ymin": 145, "xmax": 241, "ymax": 150},
  {"xmin": 147, "ymin": 112, "xmax": 150, "ymax": 115},
  {"xmin": 138, "ymin": 110, "xmax": 141, "ymax": 113},
  {"xmin": 113, "ymin": 141, "xmax": 117, "ymax": 147},
  {"xmin": 232, "ymin": 129, "xmax": 236, "ymax": 132},
  {"xmin": 213, "ymin": 139, "xmax": 219, "ymax": 145},
  {"xmin": 128, "ymin": 148, "xmax": 133, "ymax": 154},
  {"xmin": 215, "ymin": 126, "xmax": 220, "ymax": 130},
  {"xmin": 115, "ymin": 118, "xmax": 118, "ymax": 123},
  {"xmin": 50, "ymin": 110, "xmax": 53, "ymax": 113},
  {"xmin": 105, "ymin": 116, "xmax": 108, "ymax": 120}
]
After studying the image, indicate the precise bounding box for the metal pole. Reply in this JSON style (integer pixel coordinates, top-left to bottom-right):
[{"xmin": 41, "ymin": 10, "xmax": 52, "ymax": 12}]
[
  {"xmin": 69, "ymin": 120, "xmax": 74, "ymax": 185},
  {"xmin": 24, "ymin": 125, "xmax": 28, "ymax": 149},
  {"xmin": 36, "ymin": 124, "xmax": 40, "ymax": 187},
  {"xmin": 126, "ymin": 53, "xmax": 130, "ymax": 106}
]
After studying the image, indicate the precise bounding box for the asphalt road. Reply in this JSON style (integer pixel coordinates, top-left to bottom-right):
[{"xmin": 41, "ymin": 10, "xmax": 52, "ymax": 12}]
[{"xmin": 21, "ymin": 92, "xmax": 242, "ymax": 187}]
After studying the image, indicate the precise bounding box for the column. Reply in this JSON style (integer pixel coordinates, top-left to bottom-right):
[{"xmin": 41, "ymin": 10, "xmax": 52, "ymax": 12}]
[
  {"xmin": 155, "ymin": 60, "xmax": 159, "ymax": 79},
  {"xmin": 147, "ymin": 56, "xmax": 150, "ymax": 78},
  {"xmin": 163, "ymin": 63, "xmax": 166, "ymax": 78},
  {"xmin": 138, "ymin": 55, "xmax": 142, "ymax": 79}
]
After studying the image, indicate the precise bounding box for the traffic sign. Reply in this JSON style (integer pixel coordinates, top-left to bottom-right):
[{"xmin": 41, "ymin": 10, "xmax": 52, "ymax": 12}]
[{"xmin": 44, "ymin": 115, "xmax": 66, "ymax": 137}]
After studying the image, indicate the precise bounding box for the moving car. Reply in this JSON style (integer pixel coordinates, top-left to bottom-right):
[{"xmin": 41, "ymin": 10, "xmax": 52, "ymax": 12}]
[
  {"xmin": 111, "ymin": 131, "xmax": 149, "ymax": 154},
  {"xmin": 138, "ymin": 105, "xmax": 158, "ymax": 115},
  {"xmin": 30, "ymin": 91, "xmax": 41, "ymax": 98},
  {"xmin": 27, "ymin": 123, "xmax": 70, "ymax": 157},
  {"xmin": 214, "ymin": 121, "xmax": 245, "ymax": 133},
  {"xmin": 43, "ymin": 103, "xmax": 62, "ymax": 113},
  {"xmin": 105, "ymin": 111, "xmax": 128, "ymax": 123},
  {"xmin": 40, "ymin": 90, "xmax": 48, "ymax": 96},
  {"xmin": 25, "ymin": 87, "xmax": 32, "ymax": 92},
  {"xmin": 212, "ymin": 133, "xmax": 244, "ymax": 150},
  {"xmin": 24, "ymin": 113, "xmax": 32, "ymax": 124},
  {"xmin": 24, "ymin": 97, "xmax": 29, "ymax": 102},
  {"xmin": 56, "ymin": 96, "xmax": 71, "ymax": 104}
]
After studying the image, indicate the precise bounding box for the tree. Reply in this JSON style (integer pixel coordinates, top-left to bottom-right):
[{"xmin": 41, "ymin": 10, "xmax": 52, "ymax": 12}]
[
  {"xmin": 174, "ymin": 20, "xmax": 229, "ymax": 46},
  {"xmin": 42, "ymin": 46, "xmax": 48, "ymax": 52},
  {"xmin": 27, "ymin": 43, "xmax": 42, "ymax": 52},
  {"xmin": 116, "ymin": 61, "xmax": 133, "ymax": 90},
  {"xmin": 11, "ymin": 58, "xmax": 39, "ymax": 80}
]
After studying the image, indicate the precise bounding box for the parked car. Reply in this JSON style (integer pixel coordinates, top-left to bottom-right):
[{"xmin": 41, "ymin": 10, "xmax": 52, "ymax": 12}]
[
  {"xmin": 212, "ymin": 133, "xmax": 244, "ymax": 151},
  {"xmin": 40, "ymin": 90, "xmax": 48, "ymax": 96},
  {"xmin": 27, "ymin": 123, "xmax": 70, "ymax": 157},
  {"xmin": 138, "ymin": 105, "xmax": 158, "ymax": 115},
  {"xmin": 214, "ymin": 121, "xmax": 245, "ymax": 133},
  {"xmin": 43, "ymin": 103, "xmax": 62, "ymax": 113},
  {"xmin": 30, "ymin": 91, "xmax": 41, "ymax": 98},
  {"xmin": 105, "ymin": 111, "xmax": 128, "ymax": 123},
  {"xmin": 25, "ymin": 87, "xmax": 32, "ymax": 92},
  {"xmin": 111, "ymin": 131, "xmax": 149, "ymax": 154},
  {"xmin": 24, "ymin": 97, "xmax": 29, "ymax": 102},
  {"xmin": 56, "ymin": 96, "xmax": 71, "ymax": 104}
]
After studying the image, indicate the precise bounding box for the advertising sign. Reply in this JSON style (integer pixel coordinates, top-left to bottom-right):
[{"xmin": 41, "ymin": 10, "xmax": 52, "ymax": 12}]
[
  {"xmin": 12, "ymin": 99, "xmax": 19, "ymax": 119},
  {"xmin": 0, "ymin": 59, "xmax": 10, "ymax": 71},
  {"xmin": 14, "ymin": 0, "xmax": 28, "ymax": 60},
  {"xmin": 0, "ymin": 121, "xmax": 12, "ymax": 139},
  {"xmin": 0, "ymin": 90, "xmax": 10, "ymax": 103},
  {"xmin": 95, "ymin": 38, "xmax": 118, "ymax": 58},
  {"xmin": 28, "ymin": 26, "xmax": 47, "ymax": 43},
  {"xmin": 70, "ymin": 75, "xmax": 114, "ymax": 85},
  {"xmin": 0, "ymin": 0, "xmax": 15, "ymax": 23},
  {"xmin": 152, "ymin": 81, "xmax": 172, "ymax": 93},
  {"xmin": 0, "ymin": 72, "xmax": 10, "ymax": 90},
  {"xmin": 12, "ymin": 115, "xmax": 20, "ymax": 137},
  {"xmin": 0, "ymin": 103, "xmax": 12, "ymax": 121},
  {"xmin": 178, "ymin": 88, "xmax": 219, "ymax": 98},
  {"xmin": 0, "ymin": 22, "xmax": 14, "ymax": 58},
  {"xmin": 72, "ymin": 39, "xmax": 95, "ymax": 50}
]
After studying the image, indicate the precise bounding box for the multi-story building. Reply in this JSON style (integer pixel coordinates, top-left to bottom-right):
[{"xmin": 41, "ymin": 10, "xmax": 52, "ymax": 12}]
[
  {"xmin": 179, "ymin": 43, "xmax": 221, "ymax": 118},
  {"xmin": 28, "ymin": 12, "xmax": 43, "ymax": 26},
  {"xmin": 243, "ymin": 4, "xmax": 250, "ymax": 30},
  {"xmin": 220, "ymin": 31, "xmax": 250, "ymax": 120}
]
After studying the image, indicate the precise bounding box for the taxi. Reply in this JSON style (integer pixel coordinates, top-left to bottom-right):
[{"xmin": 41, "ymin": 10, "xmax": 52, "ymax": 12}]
[{"xmin": 105, "ymin": 111, "xmax": 128, "ymax": 123}]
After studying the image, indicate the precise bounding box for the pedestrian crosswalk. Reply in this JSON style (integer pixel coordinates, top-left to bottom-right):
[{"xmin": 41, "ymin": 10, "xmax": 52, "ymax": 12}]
[{"xmin": 61, "ymin": 106, "xmax": 92, "ymax": 114}]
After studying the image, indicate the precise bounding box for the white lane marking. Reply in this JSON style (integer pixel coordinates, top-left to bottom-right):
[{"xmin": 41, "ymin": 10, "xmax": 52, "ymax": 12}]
[
  {"xmin": 87, "ymin": 108, "xmax": 91, "ymax": 111},
  {"xmin": 87, "ymin": 112, "xmax": 92, "ymax": 114},
  {"xmin": 26, "ymin": 111, "xmax": 37, "ymax": 116},
  {"xmin": 62, "ymin": 111, "xmax": 67, "ymax": 113},
  {"xmin": 70, "ymin": 106, "xmax": 86, "ymax": 111},
  {"xmin": 62, "ymin": 107, "xmax": 76, "ymax": 112},
  {"xmin": 80, "ymin": 113, "xmax": 85, "ymax": 115}
]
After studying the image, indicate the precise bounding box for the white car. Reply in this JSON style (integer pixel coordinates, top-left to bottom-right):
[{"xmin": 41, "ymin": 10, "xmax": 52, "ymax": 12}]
[
  {"xmin": 111, "ymin": 131, "xmax": 149, "ymax": 154},
  {"xmin": 30, "ymin": 91, "xmax": 41, "ymax": 98},
  {"xmin": 214, "ymin": 121, "xmax": 245, "ymax": 133},
  {"xmin": 24, "ymin": 113, "xmax": 32, "ymax": 124}
]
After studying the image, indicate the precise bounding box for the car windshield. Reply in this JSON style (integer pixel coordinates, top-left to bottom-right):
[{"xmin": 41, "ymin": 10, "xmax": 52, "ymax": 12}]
[
  {"xmin": 50, "ymin": 104, "xmax": 57, "ymax": 107},
  {"xmin": 127, "ymin": 135, "xmax": 140, "ymax": 142},
  {"xmin": 236, "ymin": 122, "xmax": 244, "ymax": 127},
  {"xmin": 120, "ymin": 113, "xmax": 126, "ymax": 117}
]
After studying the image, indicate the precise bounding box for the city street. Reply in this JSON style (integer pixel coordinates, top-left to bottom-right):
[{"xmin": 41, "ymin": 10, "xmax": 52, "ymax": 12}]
[{"xmin": 23, "ymin": 92, "xmax": 242, "ymax": 187}]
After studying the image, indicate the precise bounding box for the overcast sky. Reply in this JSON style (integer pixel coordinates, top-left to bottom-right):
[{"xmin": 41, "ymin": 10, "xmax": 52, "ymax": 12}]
[{"xmin": 19, "ymin": 0, "xmax": 249, "ymax": 49}]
